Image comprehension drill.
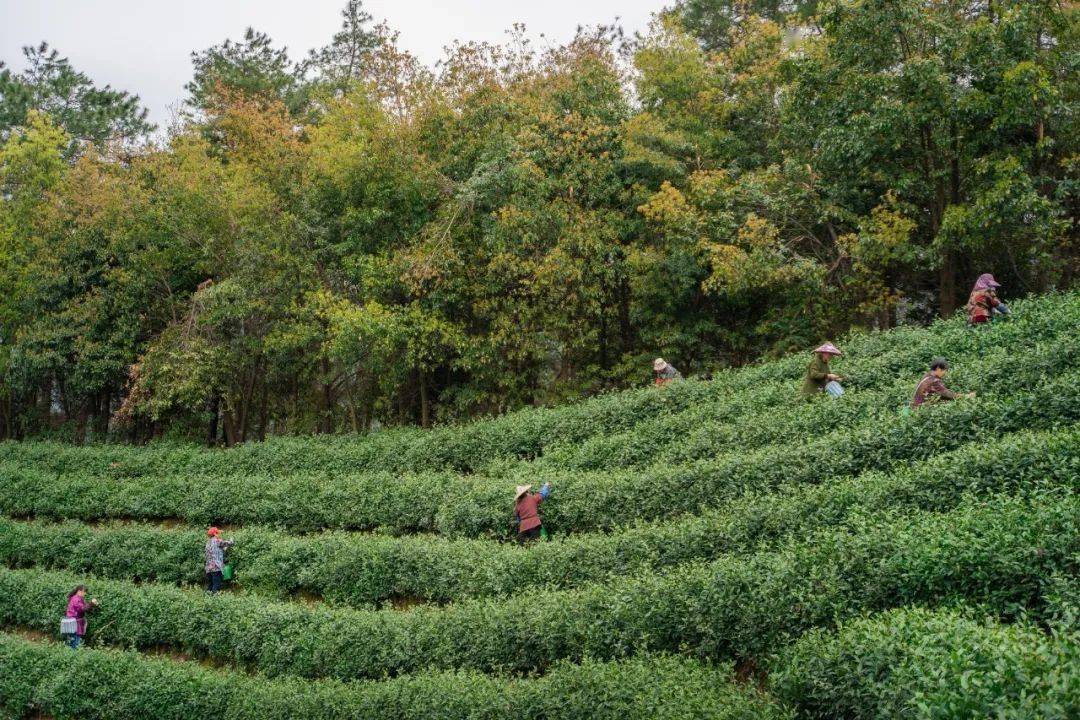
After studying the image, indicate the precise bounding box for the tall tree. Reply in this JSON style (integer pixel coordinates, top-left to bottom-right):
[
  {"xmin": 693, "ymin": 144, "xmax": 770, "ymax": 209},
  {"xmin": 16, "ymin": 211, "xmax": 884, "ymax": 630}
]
[
  {"xmin": 0, "ymin": 43, "xmax": 153, "ymax": 153},
  {"xmin": 186, "ymin": 28, "xmax": 308, "ymax": 115},
  {"xmin": 305, "ymin": 0, "xmax": 380, "ymax": 94}
]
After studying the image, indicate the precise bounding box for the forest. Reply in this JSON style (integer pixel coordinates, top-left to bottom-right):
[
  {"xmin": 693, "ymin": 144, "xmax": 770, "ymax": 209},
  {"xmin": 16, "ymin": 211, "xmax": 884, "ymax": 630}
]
[{"xmin": 0, "ymin": 0, "xmax": 1076, "ymax": 443}]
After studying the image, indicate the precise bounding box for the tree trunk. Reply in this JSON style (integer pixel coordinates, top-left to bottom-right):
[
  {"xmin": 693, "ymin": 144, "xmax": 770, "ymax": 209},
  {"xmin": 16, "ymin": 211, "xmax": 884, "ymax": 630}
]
[
  {"xmin": 419, "ymin": 368, "xmax": 430, "ymax": 429},
  {"xmin": 939, "ymin": 251, "xmax": 957, "ymax": 317},
  {"xmin": 222, "ymin": 408, "xmax": 237, "ymax": 448},
  {"xmin": 207, "ymin": 396, "xmax": 220, "ymax": 447},
  {"xmin": 257, "ymin": 376, "xmax": 269, "ymax": 442},
  {"xmin": 320, "ymin": 358, "xmax": 334, "ymax": 434}
]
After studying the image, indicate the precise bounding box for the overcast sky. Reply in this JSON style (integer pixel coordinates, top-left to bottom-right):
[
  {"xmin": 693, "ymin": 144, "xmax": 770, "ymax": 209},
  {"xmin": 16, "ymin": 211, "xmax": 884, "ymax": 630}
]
[{"xmin": 1, "ymin": 0, "xmax": 662, "ymax": 128}]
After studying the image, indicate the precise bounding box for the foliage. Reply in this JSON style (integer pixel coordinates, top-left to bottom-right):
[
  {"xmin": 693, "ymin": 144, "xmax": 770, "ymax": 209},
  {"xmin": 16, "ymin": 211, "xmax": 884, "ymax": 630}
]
[
  {"xmin": 772, "ymin": 608, "xmax": 1080, "ymax": 719},
  {"xmin": 2, "ymin": 0, "xmax": 1076, "ymax": 438},
  {"xmin": 0, "ymin": 635, "xmax": 786, "ymax": 720},
  {"xmin": 0, "ymin": 496, "xmax": 1074, "ymax": 680},
  {"xmin": 0, "ymin": 43, "xmax": 153, "ymax": 154},
  {"xmin": 0, "ymin": 423, "xmax": 1075, "ymax": 608}
]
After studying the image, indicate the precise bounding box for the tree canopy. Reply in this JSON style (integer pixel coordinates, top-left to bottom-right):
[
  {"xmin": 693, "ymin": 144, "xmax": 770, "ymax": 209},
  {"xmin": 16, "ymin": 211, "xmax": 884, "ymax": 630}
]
[{"xmin": 0, "ymin": 0, "xmax": 1076, "ymax": 443}]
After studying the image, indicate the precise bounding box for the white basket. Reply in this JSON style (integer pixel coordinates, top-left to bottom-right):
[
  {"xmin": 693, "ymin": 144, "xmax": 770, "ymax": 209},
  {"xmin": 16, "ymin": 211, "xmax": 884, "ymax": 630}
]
[
  {"xmin": 59, "ymin": 617, "xmax": 78, "ymax": 635},
  {"xmin": 825, "ymin": 380, "xmax": 845, "ymax": 398}
]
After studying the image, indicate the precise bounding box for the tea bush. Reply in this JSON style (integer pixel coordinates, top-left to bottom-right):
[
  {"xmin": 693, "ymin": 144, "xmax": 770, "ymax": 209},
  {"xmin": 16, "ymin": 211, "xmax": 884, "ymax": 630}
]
[
  {"xmin": 2, "ymin": 423, "xmax": 1076, "ymax": 607},
  {"xmin": 771, "ymin": 608, "xmax": 1080, "ymax": 719},
  {"xmin": 1, "ymin": 496, "xmax": 1074, "ymax": 681},
  {"xmin": 2, "ymin": 292, "xmax": 1074, "ymax": 479},
  {"xmin": 3, "ymin": 362, "xmax": 1077, "ymax": 537},
  {"xmin": 0, "ymin": 633, "xmax": 787, "ymax": 720}
]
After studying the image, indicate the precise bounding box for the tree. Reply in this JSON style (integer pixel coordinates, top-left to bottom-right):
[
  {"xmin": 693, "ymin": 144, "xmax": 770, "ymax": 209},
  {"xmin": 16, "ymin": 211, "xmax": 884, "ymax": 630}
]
[
  {"xmin": 0, "ymin": 43, "xmax": 153, "ymax": 153},
  {"xmin": 305, "ymin": 0, "xmax": 380, "ymax": 95},
  {"xmin": 186, "ymin": 28, "xmax": 309, "ymax": 115}
]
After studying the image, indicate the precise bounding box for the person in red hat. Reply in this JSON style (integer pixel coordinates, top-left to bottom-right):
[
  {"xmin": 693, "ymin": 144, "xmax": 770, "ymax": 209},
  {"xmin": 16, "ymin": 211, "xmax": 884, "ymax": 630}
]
[
  {"xmin": 801, "ymin": 343, "xmax": 844, "ymax": 398},
  {"xmin": 204, "ymin": 527, "xmax": 235, "ymax": 593}
]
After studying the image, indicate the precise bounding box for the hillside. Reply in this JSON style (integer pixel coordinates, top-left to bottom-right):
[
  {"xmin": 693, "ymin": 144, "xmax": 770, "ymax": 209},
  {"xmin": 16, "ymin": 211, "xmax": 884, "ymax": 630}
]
[{"xmin": 0, "ymin": 292, "xmax": 1078, "ymax": 719}]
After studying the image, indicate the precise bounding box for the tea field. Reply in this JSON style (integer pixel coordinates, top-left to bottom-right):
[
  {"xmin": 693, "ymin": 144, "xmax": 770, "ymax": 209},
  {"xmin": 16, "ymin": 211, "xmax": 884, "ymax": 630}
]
[{"xmin": 0, "ymin": 292, "xmax": 1077, "ymax": 719}]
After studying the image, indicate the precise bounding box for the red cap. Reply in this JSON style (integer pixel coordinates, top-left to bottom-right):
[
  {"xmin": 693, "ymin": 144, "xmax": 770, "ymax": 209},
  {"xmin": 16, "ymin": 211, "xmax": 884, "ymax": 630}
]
[{"xmin": 207, "ymin": 526, "xmax": 221, "ymax": 537}]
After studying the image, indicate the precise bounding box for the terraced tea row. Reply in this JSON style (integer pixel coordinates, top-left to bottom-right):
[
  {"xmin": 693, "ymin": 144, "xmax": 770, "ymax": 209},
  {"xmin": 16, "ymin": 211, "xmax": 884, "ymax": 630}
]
[
  {"xmin": 0, "ymin": 636, "xmax": 785, "ymax": 720},
  {"xmin": 2, "ymin": 496, "xmax": 1074, "ymax": 681},
  {"xmin": 772, "ymin": 608, "xmax": 1080, "ymax": 718},
  {"xmin": 3, "ymin": 424, "xmax": 1076, "ymax": 607},
  {"xmin": 3, "ymin": 292, "xmax": 1074, "ymax": 479},
  {"xmin": 4, "ymin": 365, "xmax": 1077, "ymax": 536},
  {"xmin": 5, "ymin": 606, "xmax": 1076, "ymax": 720}
]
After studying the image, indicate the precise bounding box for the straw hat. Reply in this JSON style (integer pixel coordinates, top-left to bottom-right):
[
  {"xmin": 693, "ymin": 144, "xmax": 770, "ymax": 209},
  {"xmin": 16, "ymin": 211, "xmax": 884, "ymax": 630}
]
[
  {"xmin": 514, "ymin": 485, "xmax": 532, "ymax": 501},
  {"xmin": 653, "ymin": 358, "xmax": 667, "ymax": 371},
  {"xmin": 812, "ymin": 343, "xmax": 842, "ymax": 356}
]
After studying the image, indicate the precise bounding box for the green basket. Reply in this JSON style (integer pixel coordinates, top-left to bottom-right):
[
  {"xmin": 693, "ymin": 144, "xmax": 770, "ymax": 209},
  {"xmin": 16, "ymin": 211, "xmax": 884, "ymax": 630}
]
[{"xmin": 221, "ymin": 563, "xmax": 234, "ymax": 581}]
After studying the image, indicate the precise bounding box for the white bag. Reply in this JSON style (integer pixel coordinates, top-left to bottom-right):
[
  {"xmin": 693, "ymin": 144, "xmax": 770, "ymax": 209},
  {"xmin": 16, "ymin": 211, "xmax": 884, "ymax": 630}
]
[
  {"xmin": 825, "ymin": 380, "xmax": 845, "ymax": 398},
  {"xmin": 59, "ymin": 617, "xmax": 78, "ymax": 635}
]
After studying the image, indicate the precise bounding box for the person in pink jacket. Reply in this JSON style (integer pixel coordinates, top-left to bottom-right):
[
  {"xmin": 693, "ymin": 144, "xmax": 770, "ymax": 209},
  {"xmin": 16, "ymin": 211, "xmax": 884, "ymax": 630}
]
[{"xmin": 63, "ymin": 585, "xmax": 98, "ymax": 649}]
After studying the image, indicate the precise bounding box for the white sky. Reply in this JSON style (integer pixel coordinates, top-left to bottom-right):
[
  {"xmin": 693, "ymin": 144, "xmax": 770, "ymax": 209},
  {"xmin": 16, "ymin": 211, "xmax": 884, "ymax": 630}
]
[{"xmin": 1, "ymin": 0, "xmax": 662, "ymax": 128}]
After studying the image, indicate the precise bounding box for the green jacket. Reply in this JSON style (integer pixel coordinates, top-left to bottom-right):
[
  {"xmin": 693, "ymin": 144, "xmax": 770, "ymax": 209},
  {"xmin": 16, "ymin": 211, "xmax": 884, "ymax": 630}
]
[{"xmin": 801, "ymin": 354, "xmax": 831, "ymax": 397}]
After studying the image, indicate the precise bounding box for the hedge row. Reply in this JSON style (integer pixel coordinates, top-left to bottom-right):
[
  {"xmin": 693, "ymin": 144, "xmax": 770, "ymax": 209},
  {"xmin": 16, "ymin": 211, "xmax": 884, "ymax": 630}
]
[
  {"xmin": 2, "ymin": 292, "xmax": 1074, "ymax": 478},
  {"xmin": 3, "ymin": 424, "xmax": 1077, "ymax": 607},
  {"xmin": 538, "ymin": 316, "xmax": 1080, "ymax": 472},
  {"xmin": 0, "ymin": 635, "xmax": 786, "ymax": 720},
  {"xmin": 3, "ymin": 361, "xmax": 1078, "ymax": 538},
  {"xmin": 771, "ymin": 608, "xmax": 1080, "ymax": 719},
  {"xmin": 1, "ymin": 496, "xmax": 1075, "ymax": 681}
]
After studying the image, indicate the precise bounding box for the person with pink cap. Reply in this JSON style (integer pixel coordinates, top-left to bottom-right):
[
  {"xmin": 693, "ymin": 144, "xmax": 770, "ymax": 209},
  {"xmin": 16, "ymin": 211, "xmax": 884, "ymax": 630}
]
[
  {"xmin": 966, "ymin": 273, "xmax": 1010, "ymax": 325},
  {"xmin": 513, "ymin": 482, "xmax": 552, "ymax": 543},
  {"xmin": 801, "ymin": 343, "xmax": 844, "ymax": 398}
]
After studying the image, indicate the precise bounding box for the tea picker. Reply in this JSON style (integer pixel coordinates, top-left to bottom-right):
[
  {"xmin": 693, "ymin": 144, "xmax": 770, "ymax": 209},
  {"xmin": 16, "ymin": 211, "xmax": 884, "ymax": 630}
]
[
  {"xmin": 653, "ymin": 358, "xmax": 682, "ymax": 386},
  {"xmin": 801, "ymin": 343, "xmax": 845, "ymax": 398},
  {"xmin": 513, "ymin": 482, "xmax": 552, "ymax": 543},
  {"xmin": 966, "ymin": 273, "xmax": 1011, "ymax": 326},
  {"xmin": 205, "ymin": 526, "xmax": 236, "ymax": 593},
  {"xmin": 911, "ymin": 358, "xmax": 975, "ymax": 409},
  {"xmin": 60, "ymin": 584, "xmax": 100, "ymax": 649}
]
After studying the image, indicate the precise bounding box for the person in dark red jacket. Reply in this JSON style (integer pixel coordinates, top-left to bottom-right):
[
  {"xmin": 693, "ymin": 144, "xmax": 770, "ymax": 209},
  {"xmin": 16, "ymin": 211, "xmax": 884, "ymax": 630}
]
[
  {"xmin": 911, "ymin": 358, "xmax": 975, "ymax": 408},
  {"xmin": 967, "ymin": 273, "xmax": 1010, "ymax": 325},
  {"xmin": 514, "ymin": 483, "xmax": 552, "ymax": 543}
]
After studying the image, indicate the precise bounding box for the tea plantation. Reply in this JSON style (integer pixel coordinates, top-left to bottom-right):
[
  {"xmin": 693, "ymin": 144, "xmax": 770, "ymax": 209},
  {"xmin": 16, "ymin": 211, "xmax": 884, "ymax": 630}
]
[{"xmin": 0, "ymin": 292, "xmax": 1077, "ymax": 719}]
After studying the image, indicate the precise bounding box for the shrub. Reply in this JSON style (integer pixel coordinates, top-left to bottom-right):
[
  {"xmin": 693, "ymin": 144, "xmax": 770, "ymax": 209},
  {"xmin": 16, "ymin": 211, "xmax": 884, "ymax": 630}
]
[
  {"xmin": 3, "ymin": 359, "xmax": 1077, "ymax": 537},
  {"xmin": 0, "ymin": 496, "xmax": 1074, "ymax": 681},
  {"xmin": 771, "ymin": 608, "xmax": 1080, "ymax": 719},
  {"xmin": 2, "ymin": 424, "xmax": 1076, "ymax": 607},
  {"xmin": 0, "ymin": 633, "xmax": 787, "ymax": 720}
]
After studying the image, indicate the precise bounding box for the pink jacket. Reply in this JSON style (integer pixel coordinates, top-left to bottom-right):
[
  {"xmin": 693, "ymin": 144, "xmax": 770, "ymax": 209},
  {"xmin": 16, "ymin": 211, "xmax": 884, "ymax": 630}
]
[{"xmin": 66, "ymin": 594, "xmax": 89, "ymax": 636}]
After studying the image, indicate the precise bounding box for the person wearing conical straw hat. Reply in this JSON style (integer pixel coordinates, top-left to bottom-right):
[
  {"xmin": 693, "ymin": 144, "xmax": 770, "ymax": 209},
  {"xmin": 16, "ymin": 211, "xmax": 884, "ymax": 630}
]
[
  {"xmin": 967, "ymin": 273, "xmax": 1010, "ymax": 325},
  {"xmin": 513, "ymin": 482, "xmax": 552, "ymax": 543},
  {"xmin": 653, "ymin": 358, "xmax": 682, "ymax": 386},
  {"xmin": 801, "ymin": 343, "xmax": 844, "ymax": 398}
]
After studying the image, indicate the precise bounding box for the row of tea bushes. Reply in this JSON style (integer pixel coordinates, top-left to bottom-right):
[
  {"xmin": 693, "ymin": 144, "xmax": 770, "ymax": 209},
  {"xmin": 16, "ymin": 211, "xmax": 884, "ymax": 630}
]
[
  {"xmin": 2, "ymin": 424, "xmax": 1076, "ymax": 607},
  {"xmin": 2, "ymin": 609, "xmax": 1075, "ymax": 720},
  {"xmin": 1, "ymin": 496, "xmax": 1075, "ymax": 681},
  {"xmin": 0, "ymin": 635, "xmax": 786, "ymax": 720},
  {"xmin": 2, "ymin": 291, "xmax": 1074, "ymax": 479},
  {"xmin": 538, "ymin": 310, "xmax": 1080, "ymax": 472},
  {"xmin": 772, "ymin": 608, "xmax": 1080, "ymax": 719},
  {"xmin": 3, "ymin": 365, "xmax": 1077, "ymax": 537}
]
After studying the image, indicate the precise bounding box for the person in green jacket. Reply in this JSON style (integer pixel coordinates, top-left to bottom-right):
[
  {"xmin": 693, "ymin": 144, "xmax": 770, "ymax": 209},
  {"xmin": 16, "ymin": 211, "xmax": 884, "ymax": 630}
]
[{"xmin": 801, "ymin": 343, "xmax": 843, "ymax": 398}]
